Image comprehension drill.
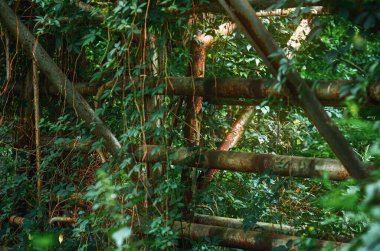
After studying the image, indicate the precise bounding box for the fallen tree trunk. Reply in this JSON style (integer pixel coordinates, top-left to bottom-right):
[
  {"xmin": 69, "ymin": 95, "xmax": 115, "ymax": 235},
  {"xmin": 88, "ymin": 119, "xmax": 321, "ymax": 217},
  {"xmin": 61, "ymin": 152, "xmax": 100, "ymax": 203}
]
[
  {"xmin": 193, "ymin": 214, "xmax": 352, "ymax": 243},
  {"xmin": 30, "ymin": 139, "xmax": 378, "ymax": 181},
  {"xmin": 173, "ymin": 221, "xmax": 344, "ymax": 250},
  {"xmin": 217, "ymin": 0, "xmax": 368, "ymax": 180},
  {"xmin": 44, "ymin": 141, "xmax": 376, "ymax": 180},
  {"xmin": 193, "ymin": 214, "xmax": 298, "ymax": 235},
  {"xmin": 128, "ymin": 145, "xmax": 376, "ymax": 181},
  {"xmin": 72, "ymin": 78, "xmax": 380, "ymax": 106},
  {"xmin": 0, "ymin": 0, "xmax": 122, "ymax": 156}
]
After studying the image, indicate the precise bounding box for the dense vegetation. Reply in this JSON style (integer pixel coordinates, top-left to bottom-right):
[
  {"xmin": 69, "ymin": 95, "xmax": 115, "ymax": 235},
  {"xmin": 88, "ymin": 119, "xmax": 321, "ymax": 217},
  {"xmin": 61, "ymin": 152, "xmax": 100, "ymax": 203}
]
[{"xmin": 0, "ymin": 0, "xmax": 380, "ymax": 250}]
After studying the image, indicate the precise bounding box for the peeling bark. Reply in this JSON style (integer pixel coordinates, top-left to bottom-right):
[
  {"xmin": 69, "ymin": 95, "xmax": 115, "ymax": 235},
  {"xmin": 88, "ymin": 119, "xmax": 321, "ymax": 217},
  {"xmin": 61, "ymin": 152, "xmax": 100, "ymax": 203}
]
[
  {"xmin": 198, "ymin": 106, "xmax": 255, "ymax": 189},
  {"xmin": 217, "ymin": 0, "xmax": 369, "ymax": 180},
  {"xmin": 286, "ymin": 18, "xmax": 312, "ymax": 59},
  {"xmin": 181, "ymin": 33, "xmax": 207, "ymax": 215}
]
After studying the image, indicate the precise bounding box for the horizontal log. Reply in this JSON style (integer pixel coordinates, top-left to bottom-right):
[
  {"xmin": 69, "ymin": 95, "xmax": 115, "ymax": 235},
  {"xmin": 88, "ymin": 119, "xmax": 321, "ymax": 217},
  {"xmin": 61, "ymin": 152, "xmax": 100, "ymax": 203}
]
[
  {"xmin": 202, "ymin": 5, "xmax": 328, "ymax": 16},
  {"xmin": 203, "ymin": 0, "xmax": 325, "ymax": 13},
  {"xmin": 173, "ymin": 221, "xmax": 344, "ymax": 250},
  {"xmin": 9, "ymin": 215, "xmax": 24, "ymax": 225},
  {"xmin": 193, "ymin": 214, "xmax": 298, "ymax": 235},
  {"xmin": 128, "ymin": 145, "xmax": 377, "ymax": 180},
  {"xmin": 164, "ymin": 78, "xmax": 380, "ymax": 105},
  {"xmin": 42, "ymin": 142, "xmax": 376, "ymax": 180},
  {"xmin": 9, "ymin": 136, "xmax": 377, "ymax": 180},
  {"xmin": 255, "ymin": 6, "xmax": 327, "ymax": 17},
  {"xmin": 76, "ymin": 0, "xmax": 326, "ymax": 18},
  {"xmin": 49, "ymin": 217, "xmax": 76, "ymax": 224},
  {"xmin": 8, "ymin": 215, "xmax": 76, "ymax": 226},
  {"xmin": 72, "ymin": 78, "xmax": 380, "ymax": 106}
]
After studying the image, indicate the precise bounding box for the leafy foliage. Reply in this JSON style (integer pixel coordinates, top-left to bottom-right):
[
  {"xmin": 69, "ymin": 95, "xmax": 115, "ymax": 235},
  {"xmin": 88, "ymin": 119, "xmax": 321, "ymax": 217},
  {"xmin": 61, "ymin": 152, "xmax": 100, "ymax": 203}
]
[{"xmin": 0, "ymin": 0, "xmax": 380, "ymax": 250}]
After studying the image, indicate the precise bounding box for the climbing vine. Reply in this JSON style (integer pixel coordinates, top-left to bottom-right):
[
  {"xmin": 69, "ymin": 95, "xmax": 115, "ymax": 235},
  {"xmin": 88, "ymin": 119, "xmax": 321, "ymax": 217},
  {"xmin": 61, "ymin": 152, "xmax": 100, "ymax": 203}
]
[{"xmin": 0, "ymin": 0, "xmax": 379, "ymax": 250}]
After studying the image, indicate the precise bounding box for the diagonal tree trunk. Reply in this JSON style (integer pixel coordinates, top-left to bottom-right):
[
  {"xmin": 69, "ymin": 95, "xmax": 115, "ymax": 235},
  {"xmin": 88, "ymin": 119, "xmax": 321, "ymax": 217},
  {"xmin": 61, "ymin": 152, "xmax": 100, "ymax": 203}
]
[
  {"xmin": 286, "ymin": 18, "xmax": 312, "ymax": 59},
  {"xmin": 197, "ymin": 106, "xmax": 255, "ymax": 189},
  {"xmin": 0, "ymin": 0, "xmax": 122, "ymax": 156},
  {"xmin": 197, "ymin": 15, "xmax": 313, "ymax": 189},
  {"xmin": 217, "ymin": 0, "xmax": 368, "ymax": 180}
]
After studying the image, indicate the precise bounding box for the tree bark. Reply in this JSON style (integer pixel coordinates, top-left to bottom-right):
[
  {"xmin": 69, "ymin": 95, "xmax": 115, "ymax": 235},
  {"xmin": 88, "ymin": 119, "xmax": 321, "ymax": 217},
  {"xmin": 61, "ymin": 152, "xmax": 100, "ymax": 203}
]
[
  {"xmin": 32, "ymin": 61, "xmax": 42, "ymax": 202},
  {"xmin": 193, "ymin": 214, "xmax": 297, "ymax": 235},
  {"xmin": 203, "ymin": 0, "xmax": 325, "ymax": 13},
  {"xmin": 0, "ymin": 0, "xmax": 122, "ymax": 156},
  {"xmin": 17, "ymin": 67, "xmax": 34, "ymax": 148},
  {"xmin": 286, "ymin": 18, "xmax": 312, "ymax": 59},
  {"xmin": 127, "ymin": 145, "xmax": 378, "ymax": 181},
  {"xmin": 217, "ymin": 0, "xmax": 369, "ymax": 180},
  {"xmin": 197, "ymin": 107, "xmax": 255, "ymax": 189},
  {"xmin": 173, "ymin": 221, "xmax": 344, "ymax": 250},
  {"xmin": 181, "ymin": 34, "xmax": 207, "ymax": 215},
  {"xmin": 72, "ymin": 78, "xmax": 380, "ymax": 106},
  {"xmin": 38, "ymin": 141, "xmax": 380, "ymax": 180}
]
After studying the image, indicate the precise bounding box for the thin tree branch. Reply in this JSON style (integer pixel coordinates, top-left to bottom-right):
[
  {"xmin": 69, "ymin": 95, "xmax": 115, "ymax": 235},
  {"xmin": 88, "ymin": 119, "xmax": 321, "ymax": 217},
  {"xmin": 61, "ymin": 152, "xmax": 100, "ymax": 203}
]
[{"xmin": 32, "ymin": 61, "xmax": 42, "ymax": 203}]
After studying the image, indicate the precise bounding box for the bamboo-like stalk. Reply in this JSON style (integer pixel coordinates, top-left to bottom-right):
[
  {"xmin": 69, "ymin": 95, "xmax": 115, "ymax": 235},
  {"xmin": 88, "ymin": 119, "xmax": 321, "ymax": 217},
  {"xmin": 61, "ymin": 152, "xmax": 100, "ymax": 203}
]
[
  {"xmin": 5, "ymin": 30, "xmax": 10, "ymax": 81},
  {"xmin": 217, "ymin": 0, "xmax": 368, "ymax": 180},
  {"xmin": 32, "ymin": 61, "xmax": 42, "ymax": 201}
]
